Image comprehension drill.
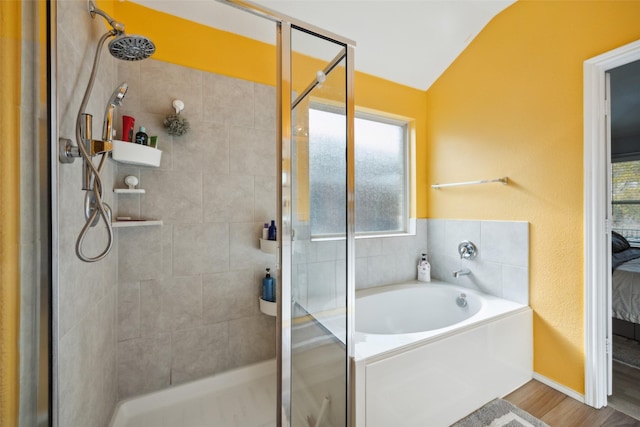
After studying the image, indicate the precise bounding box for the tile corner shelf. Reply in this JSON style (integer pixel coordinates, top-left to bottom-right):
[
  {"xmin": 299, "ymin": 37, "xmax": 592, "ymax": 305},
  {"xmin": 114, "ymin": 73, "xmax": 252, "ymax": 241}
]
[
  {"xmin": 259, "ymin": 238, "xmax": 278, "ymax": 254},
  {"xmin": 259, "ymin": 298, "xmax": 277, "ymax": 317},
  {"xmin": 112, "ymin": 219, "xmax": 163, "ymax": 228},
  {"xmin": 113, "ymin": 188, "xmax": 145, "ymax": 194},
  {"xmin": 111, "ymin": 139, "xmax": 162, "ymax": 167}
]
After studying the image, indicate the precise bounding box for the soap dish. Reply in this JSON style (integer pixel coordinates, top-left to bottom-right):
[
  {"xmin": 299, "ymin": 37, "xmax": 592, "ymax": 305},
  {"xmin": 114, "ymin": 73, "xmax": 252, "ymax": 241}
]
[
  {"xmin": 111, "ymin": 140, "xmax": 162, "ymax": 167},
  {"xmin": 259, "ymin": 298, "xmax": 277, "ymax": 317}
]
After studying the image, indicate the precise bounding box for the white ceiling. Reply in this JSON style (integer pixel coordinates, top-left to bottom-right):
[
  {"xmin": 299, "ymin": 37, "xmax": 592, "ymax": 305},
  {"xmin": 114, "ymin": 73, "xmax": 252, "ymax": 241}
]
[{"xmin": 130, "ymin": 0, "xmax": 515, "ymax": 91}]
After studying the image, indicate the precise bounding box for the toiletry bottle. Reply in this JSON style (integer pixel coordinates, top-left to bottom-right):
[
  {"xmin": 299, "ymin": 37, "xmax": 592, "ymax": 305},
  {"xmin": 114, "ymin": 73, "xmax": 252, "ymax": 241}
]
[
  {"xmin": 122, "ymin": 115, "xmax": 135, "ymax": 142},
  {"xmin": 135, "ymin": 126, "xmax": 149, "ymax": 145},
  {"xmin": 268, "ymin": 220, "xmax": 277, "ymax": 241},
  {"xmin": 417, "ymin": 253, "xmax": 431, "ymax": 282},
  {"xmin": 262, "ymin": 223, "xmax": 269, "ymax": 240},
  {"xmin": 262, "ymin": 268, "xmax": 275, "ymax": 302}
]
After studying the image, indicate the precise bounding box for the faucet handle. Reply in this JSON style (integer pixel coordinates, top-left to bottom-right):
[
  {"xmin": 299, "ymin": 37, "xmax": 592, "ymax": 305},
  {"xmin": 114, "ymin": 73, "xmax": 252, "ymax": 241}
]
[{"xmin": 458, "ymin": 241, "xmax": 477, "ymax": 259}]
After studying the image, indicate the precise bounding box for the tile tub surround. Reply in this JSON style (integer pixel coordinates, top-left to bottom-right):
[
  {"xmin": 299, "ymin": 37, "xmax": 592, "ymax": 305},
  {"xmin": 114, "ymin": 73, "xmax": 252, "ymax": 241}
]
[
  {"xmin": 427, "ymin": 219, "xmax": 529, "ymax": 305},
  {"xmin": 114, "ymin": 60, "xmax": 278, "ymax": 400},
  {"xmin": 56, "ymin": 0, "xmax": 120, "ymax": 425}
]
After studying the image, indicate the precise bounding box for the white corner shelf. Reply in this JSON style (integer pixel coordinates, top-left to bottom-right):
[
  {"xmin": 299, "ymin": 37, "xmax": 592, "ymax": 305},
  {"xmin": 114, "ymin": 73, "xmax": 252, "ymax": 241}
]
[
  {"xmin": 259, "ymin": 238, "xmax": 278, "ymax": 254},
  {"xmin": 111, "ymin": 139, "xmax": 162, "ymax": 167},
  {"xmin": 259, "ymin": 298, "xmax": 277, "ymax": 317},
  {"xmin": 112, "ymin": 219, "xmax": 163, "ymax": 228},
  {"xmin": 113, "ymin": 188, "xmax": 146, "ymax": 194}
]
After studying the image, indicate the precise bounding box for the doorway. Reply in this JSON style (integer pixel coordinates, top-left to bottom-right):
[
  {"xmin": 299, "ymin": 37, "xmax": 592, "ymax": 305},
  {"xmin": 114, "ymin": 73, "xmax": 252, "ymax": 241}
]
[{"xmin": 584, "ymin": 39, "xmax": 640, "ymax": 413}]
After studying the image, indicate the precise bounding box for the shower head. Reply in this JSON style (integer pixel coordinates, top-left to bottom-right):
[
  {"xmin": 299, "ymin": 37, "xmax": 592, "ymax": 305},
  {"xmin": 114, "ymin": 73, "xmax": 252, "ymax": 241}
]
[
  {"xmin": 108, "ymin": 82, "xmax": 128, "ymax": 107},
  {"xmin": 103, "ymin": 83, "xmax": 128, "ymax": 141},
  {"xmin": 108, "ymin": 35, "xmax": 156, "ymax": 61},
  {"xmin": 88, "ymin": 0, "xmax": 156, "ymax": 61}
]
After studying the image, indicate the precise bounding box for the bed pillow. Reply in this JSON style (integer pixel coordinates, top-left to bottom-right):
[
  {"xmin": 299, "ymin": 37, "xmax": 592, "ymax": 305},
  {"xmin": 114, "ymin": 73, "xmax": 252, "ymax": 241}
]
[{"xmin": 612, "ymin": 231, "xmax": 631, "ymax": 253}]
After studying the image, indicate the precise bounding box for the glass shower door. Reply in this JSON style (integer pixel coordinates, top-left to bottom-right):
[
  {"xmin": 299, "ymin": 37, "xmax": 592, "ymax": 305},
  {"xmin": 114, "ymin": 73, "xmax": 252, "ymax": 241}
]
[{"xmin": 280, "ymin": 24, "xmax": 355, "ymax": 426}]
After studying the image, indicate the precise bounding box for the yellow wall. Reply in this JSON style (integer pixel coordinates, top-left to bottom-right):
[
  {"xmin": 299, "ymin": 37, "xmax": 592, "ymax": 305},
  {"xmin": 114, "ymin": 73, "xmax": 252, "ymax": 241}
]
[
  {"xmin": 426, "ymin": 0, "xmax": 640, "ymax": 393},
  {"xmin": 0, "ymin": 0, "xmax": 21, "ymax": 424},
  {"xmin": 113, "ymin": 1, "xmax": 427, "ymax": 217}
]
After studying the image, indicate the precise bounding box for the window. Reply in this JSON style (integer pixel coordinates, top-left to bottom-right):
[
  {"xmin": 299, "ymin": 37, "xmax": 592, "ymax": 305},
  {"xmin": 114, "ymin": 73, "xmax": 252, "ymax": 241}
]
[
  {"xmin": 612, "ymin": 160, "xmax": 640, "ymax": 244},
  {"xmin": 308, "ymin": 105, "xmax": 409, "ymax": 237}
]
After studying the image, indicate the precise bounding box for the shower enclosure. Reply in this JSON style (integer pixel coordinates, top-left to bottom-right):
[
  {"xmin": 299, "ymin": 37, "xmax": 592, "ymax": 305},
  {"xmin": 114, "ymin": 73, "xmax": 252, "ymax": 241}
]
[{"xmin": 224, "ymin": 2, "xmax": 356, "ymax": 423}]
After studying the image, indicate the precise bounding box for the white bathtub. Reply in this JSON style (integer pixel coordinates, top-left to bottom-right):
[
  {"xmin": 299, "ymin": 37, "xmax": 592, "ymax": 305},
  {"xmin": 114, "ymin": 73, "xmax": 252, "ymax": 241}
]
[{"xmin": 353, "ymin": 280, "xmax": 532, "ymax": 427}]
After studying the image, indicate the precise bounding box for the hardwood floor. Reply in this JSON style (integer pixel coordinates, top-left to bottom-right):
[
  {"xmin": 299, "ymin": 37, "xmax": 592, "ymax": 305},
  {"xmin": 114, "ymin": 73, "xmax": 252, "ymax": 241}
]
[
  {"xmin": 609, "ymin": 361, "xmax": 640, "ymax": 421},
  {"xmin": 504, "ymin": 380, "xmax": 640, "ymax": 426}
]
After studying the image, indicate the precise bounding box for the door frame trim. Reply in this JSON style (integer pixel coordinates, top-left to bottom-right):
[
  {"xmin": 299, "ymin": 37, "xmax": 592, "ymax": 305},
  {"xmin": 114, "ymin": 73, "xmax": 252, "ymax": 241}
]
[{"xmin": 584, "ymin": 39, "xmax": 640, "ymax": 408}]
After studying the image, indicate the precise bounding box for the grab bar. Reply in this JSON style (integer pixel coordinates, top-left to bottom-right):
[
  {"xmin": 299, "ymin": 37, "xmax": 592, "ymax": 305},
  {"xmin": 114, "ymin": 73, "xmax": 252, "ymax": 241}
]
[{"xmin": 431, "ymin": 176, "xmax": 508, "ymax": 189}]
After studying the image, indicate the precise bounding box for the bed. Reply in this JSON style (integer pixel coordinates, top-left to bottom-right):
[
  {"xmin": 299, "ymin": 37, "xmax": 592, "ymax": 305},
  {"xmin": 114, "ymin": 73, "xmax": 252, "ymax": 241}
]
[{"xmin": 612, "ymin": 231, "xmax": 640, "ymax": 340}]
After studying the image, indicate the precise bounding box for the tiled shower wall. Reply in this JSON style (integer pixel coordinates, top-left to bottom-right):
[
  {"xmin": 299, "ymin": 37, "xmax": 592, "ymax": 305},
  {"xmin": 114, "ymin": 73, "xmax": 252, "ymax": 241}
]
[
  {"xmin": 113, "ymin": 59, "xmax": 277, "ymax": 399},
  {"xmin": 57, "ymin": 0, "xmax": 119, "ymax": 425}
]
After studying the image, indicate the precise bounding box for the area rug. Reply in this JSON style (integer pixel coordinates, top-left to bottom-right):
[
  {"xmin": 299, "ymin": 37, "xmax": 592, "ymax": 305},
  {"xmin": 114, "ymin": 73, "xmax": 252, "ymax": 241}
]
[
  {"xmin": 613, "ymin": 334, "xmax": 640, "ymax": 370},
  {"xmin": 451, "ymin": 398, "xmax": 549, "ymax": 427}
]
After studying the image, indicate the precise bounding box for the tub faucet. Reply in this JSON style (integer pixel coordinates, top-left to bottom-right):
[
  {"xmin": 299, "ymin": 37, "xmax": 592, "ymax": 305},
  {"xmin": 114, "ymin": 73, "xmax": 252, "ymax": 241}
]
[{"xmin": 453, "ymin": 268, "xmax": 471, "ymax": 278}]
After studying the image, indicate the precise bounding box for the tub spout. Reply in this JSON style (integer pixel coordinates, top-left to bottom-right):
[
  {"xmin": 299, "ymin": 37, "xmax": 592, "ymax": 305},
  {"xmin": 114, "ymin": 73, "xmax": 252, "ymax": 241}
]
[{"xmin": 453, "ymin": 268, "xmax": 471, "ymax": 278}]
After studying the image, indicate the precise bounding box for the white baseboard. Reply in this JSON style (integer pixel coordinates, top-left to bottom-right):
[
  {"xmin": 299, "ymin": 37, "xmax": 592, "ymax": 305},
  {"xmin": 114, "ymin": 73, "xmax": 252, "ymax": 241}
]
[{"xmin": 533, "ymin": 372, "xmax": 585, "ymax": 403}]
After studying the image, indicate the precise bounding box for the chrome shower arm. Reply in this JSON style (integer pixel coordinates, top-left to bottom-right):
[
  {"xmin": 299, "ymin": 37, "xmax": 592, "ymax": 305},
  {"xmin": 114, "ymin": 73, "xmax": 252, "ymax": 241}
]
[{"xmin": 88, "ymin": 0, "xmax": 124, "ymax": 33}]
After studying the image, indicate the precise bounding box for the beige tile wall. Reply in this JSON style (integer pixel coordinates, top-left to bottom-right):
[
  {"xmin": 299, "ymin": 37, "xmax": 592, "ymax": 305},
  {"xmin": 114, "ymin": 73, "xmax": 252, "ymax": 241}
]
[
  {"xmin": 114, "ymin": 59, "xmax": 277, "ymax": 399},
  {"xmin": 56, "ymin": 0, "xmax": 119, "ymax": 425}
]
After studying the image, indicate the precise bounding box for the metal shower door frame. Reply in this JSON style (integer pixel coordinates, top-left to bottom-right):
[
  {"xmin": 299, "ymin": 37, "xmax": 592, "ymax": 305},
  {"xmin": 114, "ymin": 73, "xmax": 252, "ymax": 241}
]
[{"xmin": 216, "ymin": 1, "xmax": 356, "ymax": 425}]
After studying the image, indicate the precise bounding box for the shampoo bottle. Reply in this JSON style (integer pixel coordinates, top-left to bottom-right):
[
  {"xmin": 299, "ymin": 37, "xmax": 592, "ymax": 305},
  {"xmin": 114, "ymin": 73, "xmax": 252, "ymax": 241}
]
[
  {"xmin": 262, "ymin": 268, "xmax": 276, "ymax": 302},
  {"xmin": 268, "ymin": 220, "xmax": 277, "ymax": 241},
  {"xmin": 417, "ymin": 253, "xmax": 431, "ymax": 282},
  {"xmin": 135, "ymin": 126, "xmax": 149, "ymax": 145},
  {"xmin": 262, "ymin": 223, "xmax": 269, "ymax": 240}
]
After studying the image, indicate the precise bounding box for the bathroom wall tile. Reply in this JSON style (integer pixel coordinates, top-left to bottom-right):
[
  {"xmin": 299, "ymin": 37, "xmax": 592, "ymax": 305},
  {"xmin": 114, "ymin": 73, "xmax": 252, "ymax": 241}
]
[
  {"xmin": 465, "ymin": 260, "xmax": 503, "ymax": 296},
  {"xmin": 173, "ymin": 223, "xmax": 230, "ymax": 275},
  {"xmin": 355, "ymin": 237, "xmax": 382, "ymax": 259},
  {"xmin": 427, "ymin": 219, "xmax": 446, "ymax": 256},
  {"xmin": 203, "ymin": 270, "xmax": 259, "ymax": 324},
  {"xmin": 365, "ymin": 255, "xmax": 401, "ymax": 288},
  {"xmin": 117, "ymin": 333, "xmax": 172, "ymax": 399},
  {"xmin": 502, "ymin": 266, "xmax": 529, "ymax": 305},
  {"xmin": 229, "ymin": 222, "xmax": 274, "ymax": 270},
  {"xmin": 392, "ymin": 251, "xmax": 419, "ymax": 283},
  {"xmin": 355, "ymin": 257, "xmax": 370, "ymax": 289},
  {"xmin": 173, "ymin": 121, "xmax": 229, "ymax": 174},
  {"xmin": 481, "ymin": 221, "xmax": 529, "ymax": 267},
  {"xmin": 229, "ymin": 127, "xmax": 277, "ymax": 177},
  {"xmin": 307, "ymin": 261, "xmax": 337, "ymax": 312},
  {"xmin": 117, "ymin": 225, "xmax": 163, "ymax": 282},
  {"xmin": 293, "ymin": 239, "xmax": 318, "ymax": 265},
  {"xmin": 114, "ymin": 166, "xmax": 141, "ymax": 218},
  {"xmin": 203, "ymin": 174, "xmax": 254, "ymax": 223},
  {"xmin": 254, "ymin": 176, "xmax": 277, "ymax": 223},
  {"xmin": 292, "ymin": 263, "xmax": 309, "ymax": 307},
  {"xmin": 161, "ymin": 224, "xmax": 173, "ymax": 277},
  {"xmin": 315, "ymin": 240, "xmax": 345, "ymax": 262},
  {"xmin": 203, "ymin": 73, "xmax": 254, "ymax": 127},
  {"xmin": 254, "ymin": 83, "xmax": 276, "ymax": 131},
  {"xmin": 228, "ymin": 316, "xmax": 276, "ymax": 368},
  {"xmin": 171, "ymin": 323, "xmax": 230, "ymax": 385},
  {"xmin": 140, "ymin": 276, "xmax": 203, "ymax": 335},
  {"xmin": 117, "ymin": 61, "xmax": 141, "ymax": 113},
  {"xmin": 429, "ymin": 253, "xmax": 462, "ymax": 283},
  {"xmin": 118, "ymin": 281, "xmax": 140, "ymax": 342},
  {"xmin": 139, "ymin": 169, "xmax": 203, "ymax": 223},
  {"xmin": 140, "ymin": 60, "xmax": 204, "ymax": 121},
  {"xmin": 335, "ymin": 259, "xmax": 347, "ymax": 307},
  {"xmin": 445, "ymin": 220, "xmax": 481, "ymax": 260}
]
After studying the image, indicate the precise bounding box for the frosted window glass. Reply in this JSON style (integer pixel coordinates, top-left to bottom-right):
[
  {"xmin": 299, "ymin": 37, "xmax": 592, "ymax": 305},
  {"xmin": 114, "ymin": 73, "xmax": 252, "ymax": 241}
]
[{"xmin": 309, "ymin": 108, "xmax": 407, "ymax": 236}]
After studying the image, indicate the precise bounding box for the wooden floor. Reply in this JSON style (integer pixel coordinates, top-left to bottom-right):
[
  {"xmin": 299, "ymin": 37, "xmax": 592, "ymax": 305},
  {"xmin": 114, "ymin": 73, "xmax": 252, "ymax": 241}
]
[
  {"xmin": 609, "ymin": 360, "xmax": 640, "ymax": 421},
  {"xmin": 504, "ymin": 379, "xmax": 640, "ymax": 426}
]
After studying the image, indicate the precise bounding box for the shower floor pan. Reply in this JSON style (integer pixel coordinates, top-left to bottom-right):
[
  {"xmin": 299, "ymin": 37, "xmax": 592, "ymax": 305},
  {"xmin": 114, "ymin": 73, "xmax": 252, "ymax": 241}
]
[{"xmin": 109, "ymin": 359, "xmax": 276, "ymax": 427}]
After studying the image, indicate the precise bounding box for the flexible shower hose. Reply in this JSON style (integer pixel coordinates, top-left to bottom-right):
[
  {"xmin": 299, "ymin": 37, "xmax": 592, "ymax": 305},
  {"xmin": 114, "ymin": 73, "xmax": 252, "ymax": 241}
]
[{"xmin": 74, "ymin": 30, "xmax": 115, "ymax": 262}]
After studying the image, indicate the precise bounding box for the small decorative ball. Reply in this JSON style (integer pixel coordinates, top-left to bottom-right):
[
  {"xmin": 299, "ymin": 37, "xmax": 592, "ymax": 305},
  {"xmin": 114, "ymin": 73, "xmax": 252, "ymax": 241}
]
[{"xmin": 163, "ymin": 114, "xmax": 190, "ymax": 136}]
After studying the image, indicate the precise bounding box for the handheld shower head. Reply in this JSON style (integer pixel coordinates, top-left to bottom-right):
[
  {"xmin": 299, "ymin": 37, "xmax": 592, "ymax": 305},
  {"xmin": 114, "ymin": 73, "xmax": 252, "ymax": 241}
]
[
  {"xmin": 103, "ymin": 83, "xmax": 128, "ymax": 140},
  {"xmin": 109, "ymin": 34, "xmax": 156, "ymax": 61}
]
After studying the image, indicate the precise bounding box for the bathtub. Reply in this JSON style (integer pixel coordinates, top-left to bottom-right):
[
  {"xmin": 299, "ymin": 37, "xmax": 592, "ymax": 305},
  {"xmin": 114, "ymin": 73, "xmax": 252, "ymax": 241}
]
[{"xmin": 353, "ymin": 280, "xmax": 532, "ymax": 427}]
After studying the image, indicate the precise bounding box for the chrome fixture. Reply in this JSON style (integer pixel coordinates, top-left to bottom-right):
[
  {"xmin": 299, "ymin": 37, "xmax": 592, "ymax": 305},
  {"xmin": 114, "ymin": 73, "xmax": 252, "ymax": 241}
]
[
  {"xmin": 58, "ymin": 0, "xmax": 155, "ymax": 262},
  {"xmin": 431, "ymin": 176, "xmax": 508, "ymax": 190},
  {"xmin": 456, "ymin": 293, "xmax": 468, "ymax": 308},
  {"xmin": 458, "ymin": 240, "xmax": 477, "ymax": 260},
  {"xmin": 452, "ymin": 268, "xmax": 471, "ymax": 278}
]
